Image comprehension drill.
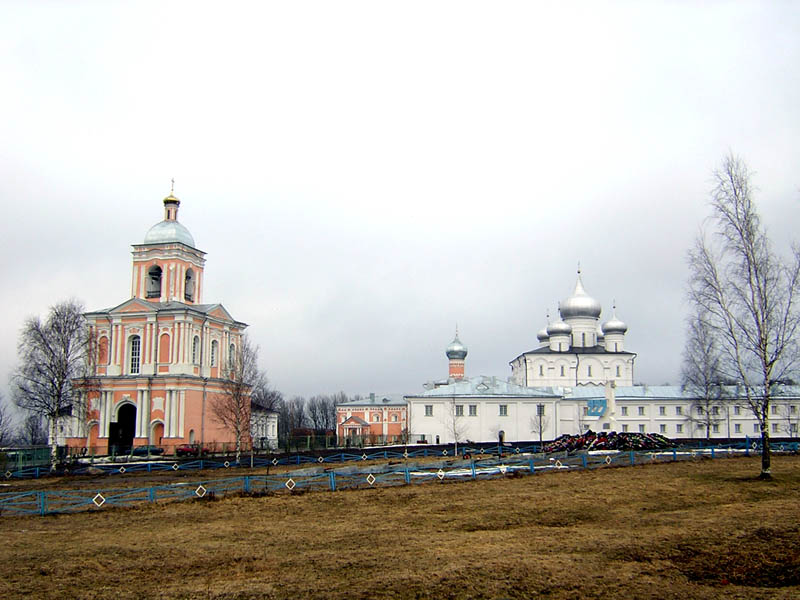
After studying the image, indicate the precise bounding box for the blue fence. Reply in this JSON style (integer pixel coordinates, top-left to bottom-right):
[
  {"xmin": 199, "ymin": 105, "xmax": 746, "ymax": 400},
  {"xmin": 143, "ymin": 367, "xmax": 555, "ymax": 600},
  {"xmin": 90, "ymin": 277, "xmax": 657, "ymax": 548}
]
[
  {"xmin": 1, "ymin": 444, "xmax": 795, "ymax": 518},
  {"xmin": 2, "ymin": 438, "xmax": 798, "ymax": 483}
]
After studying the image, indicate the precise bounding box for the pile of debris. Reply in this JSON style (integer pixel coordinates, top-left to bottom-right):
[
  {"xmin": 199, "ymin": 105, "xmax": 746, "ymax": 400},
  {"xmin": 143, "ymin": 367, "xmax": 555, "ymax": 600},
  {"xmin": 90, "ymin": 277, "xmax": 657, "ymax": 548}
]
[{"xmin": 543, "ymin": 430, "xmax": 673, "ymax": 453}]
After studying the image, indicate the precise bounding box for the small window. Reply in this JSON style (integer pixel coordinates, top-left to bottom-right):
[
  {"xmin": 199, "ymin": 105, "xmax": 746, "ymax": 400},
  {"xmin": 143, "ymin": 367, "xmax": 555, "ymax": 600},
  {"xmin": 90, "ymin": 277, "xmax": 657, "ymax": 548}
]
[
  {"xmin": 146, "ymin": 265, "xmax": 162, "ymax": 299},
  {"xmin": 676, "ymin": 406, "xmax": 683, "ymax": 416},
  {"xmin": 638, "ymin": 424, "xmax": 646, "ymax": 433},
  {"xmin": 616, "ymin": 365, "xmax": 620, "ymax": 377},
  {"xmin": 622, "ymin": 424, "xmax": 629, "ymax": 432},
  {"xmin": 210, "ymin": 340, "xmax": 218, "ymax": 366},
  {"xmin": 537, "ymin": 404, "xmax": 545, "ymax": 416},
  {"xmin": 771, "ymin": 405, "xmax": 778, "ymax": 415},
  {"xmin": 790, "ymin": 405, "xmax": 797, "ymax": 414},
  {"xmin": 455, "ymin": 405, "xmax": 464, "ymax": 417},
  {"xmin": 734, "ymin": 423, "xmax": 741, "ymax": 433},
  {"xmin": 129, "ymin": 335, "xmax": 141, "ymax": 374},
  {"xmin": 676, "ymin": 424, "xmax": 683, "ymax": 434},
  {"xmin": 659, "ymin": 406, "xmax": 666, "ymax": 416},
  {"xmin": 697, "ymin": 406, "xmax": 703, "ymax": 416},
  {"xmin": 581, "ymin": 332, "xmax": 585, "ymax": 346},
  {"xmin": 560, "ymin": 365, "xmax": 565, "ymax": 376},
  {"xmin": 229, "ymin": 343, "xmax": 236, "ymax": 366},
  {"xmin": 791, "ymin": 423, "xmax": 798, "ymax": 434},
  {"xmin": 192, "ymin": 336, "xmax": 199, "ymax": 364},
  {"xmin": 587, "ymin": 365, "xmax": 592, "ymax": 377},
  {"xmin": 582, "ymin": 406, "xmax": 588, "ymax": 415},
  {"xmin": 772, "ymin": 423, "xmax": 779, "ymax": 433},
  {"xmin": 184, "ymin": 268, "xmax": 195, "ymax": 302},
  {"xmin": 712, "ymin": 406, "xmax": 720, "ymax": 416},
  {"xmin": 614, "ymin": 342, "xmax": 619, "ymax": 352},
  {"xmin": 753, "ymin": 423, "xmax": 759, "ymax": 433},
  {"xmin": 469, "ymin": 405, "xmax": 477, "ymax": 416},
  {"xmin": 638, "ymin": 406, "xmax": 645, "ymax": 416},
  {"xmin": 373, "ymin": 414, "xmax": 380, "ymax": 422},
  {"xmin": 712, "ymin": 424, "xmax": 719, "ymax": 433},
  {"xmin": 659, "ymin": 424, "xmax": 666, "ymax": 434},
  {"xmin": 621, "ymin": 406, "xmax": 628, "ymax": 416},
  {"xmin": 391, "ymin": 414, "xmax": 398, "ymax": 422},
  {"xmin": 499, "ymin": 405, "xmax": 508, "ymax": 417},
  {"xmin": 425, "ymin": 405, "xmax": 433, "ymax": 417},
  {"xmin": 734, "ymin": 406, "xmax": 741, "ymax": 415},
  {"xmin": 538, "ymin": 364, "xmax": 544, "ymax": 376}
]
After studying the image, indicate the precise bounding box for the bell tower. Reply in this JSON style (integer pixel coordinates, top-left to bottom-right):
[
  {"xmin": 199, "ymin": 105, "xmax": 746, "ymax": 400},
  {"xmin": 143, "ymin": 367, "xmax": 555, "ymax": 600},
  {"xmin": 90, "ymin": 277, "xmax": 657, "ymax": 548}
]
[{"xmin": 131, "ymin": 188, "xmax": 207, "ymax": 304}]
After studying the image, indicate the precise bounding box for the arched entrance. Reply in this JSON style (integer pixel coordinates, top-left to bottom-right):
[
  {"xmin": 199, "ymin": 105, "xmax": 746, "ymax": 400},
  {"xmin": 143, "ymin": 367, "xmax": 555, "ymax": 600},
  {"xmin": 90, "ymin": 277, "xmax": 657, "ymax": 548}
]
[
  {"xmin": 150, "ymin": 421, "xmax": 164, "ymax": 446},
  {"xmin": 109, "ymin": 403, "xmax": 137, "ymax": 454}
]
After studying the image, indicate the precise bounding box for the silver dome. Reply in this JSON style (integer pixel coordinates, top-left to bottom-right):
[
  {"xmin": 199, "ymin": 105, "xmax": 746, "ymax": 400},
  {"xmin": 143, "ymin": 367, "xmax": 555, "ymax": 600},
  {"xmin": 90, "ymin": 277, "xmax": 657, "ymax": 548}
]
[
  {"xmin": 602, "ymin": 307, "xmax": 628, "ymax": 334},
  {"xmin": 547, "ymin": 319, "xmax": 572, "ymax": 336},
  {"xmin": 560, "ymin": 274, "xmax": 601, "ymax": 319},
  {"xmin": 446, "ymin": 332, "xmax": 468, "ymax": 360},
  {"xmin": 536, "ymin": 327, "xmax": 550, "ymax": 342},
  {"xmin": 143, "ymin": 220, "xmax": 196, "ymax": 247}
]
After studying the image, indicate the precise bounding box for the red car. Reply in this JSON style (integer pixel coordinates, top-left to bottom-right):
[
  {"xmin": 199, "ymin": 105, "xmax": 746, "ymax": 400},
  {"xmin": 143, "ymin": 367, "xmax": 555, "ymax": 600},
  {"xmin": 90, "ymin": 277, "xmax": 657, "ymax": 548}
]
[{"xmin": 175, "ymin": 444, "xmax": 210, "ymax": 457}]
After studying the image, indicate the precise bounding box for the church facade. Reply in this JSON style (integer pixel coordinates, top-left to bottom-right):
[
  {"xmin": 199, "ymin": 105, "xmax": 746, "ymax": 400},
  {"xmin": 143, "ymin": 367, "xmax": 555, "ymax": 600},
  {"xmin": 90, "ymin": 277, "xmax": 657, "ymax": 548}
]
[{"xmin": 62, "ymin": 192, "xmax": 258, "ymax": 455}]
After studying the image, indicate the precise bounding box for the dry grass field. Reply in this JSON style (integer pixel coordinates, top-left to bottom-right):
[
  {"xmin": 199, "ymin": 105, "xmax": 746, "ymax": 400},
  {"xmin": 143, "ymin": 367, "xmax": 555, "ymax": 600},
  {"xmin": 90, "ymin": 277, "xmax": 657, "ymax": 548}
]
[{"xmin": 1, "ymin": 455, "xmax": 799, "ymax": 600}]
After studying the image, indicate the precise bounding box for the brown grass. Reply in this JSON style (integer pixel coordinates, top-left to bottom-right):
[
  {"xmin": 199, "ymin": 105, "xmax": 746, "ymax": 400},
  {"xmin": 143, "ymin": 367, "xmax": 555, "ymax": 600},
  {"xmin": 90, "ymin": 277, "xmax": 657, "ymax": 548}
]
[{"xmin": 1, "ymin": 455, "xmax": 799, "ymax": 599}]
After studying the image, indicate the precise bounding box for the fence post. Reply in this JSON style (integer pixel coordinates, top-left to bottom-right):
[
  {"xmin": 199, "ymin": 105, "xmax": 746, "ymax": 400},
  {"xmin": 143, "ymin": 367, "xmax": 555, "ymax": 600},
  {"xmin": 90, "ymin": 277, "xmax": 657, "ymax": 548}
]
[
  {"xmin": 581, "ymin": 455, "xmax": 587, "ymax": 469},
  {"xmin": 329, "ymin": 471, "xmax": 336, "ymax": 491},
  {"xmin": 38, "ymin": 491, "xmax": 46, "ymax": 516},
  {"xmin": 471, "ymin": 461, "xmax": 477, "ymax": 479},
  {"xmin": 745, "ymin": 436, "xmax": 750, "ymax": 456},
  {"xmin": 529, "ymin": 459, "xmax": 535, "ymax": 474},
  {"xmin": 244, "ymin": 476, "xmax": 251, "ymax": 493},
  {"xmin": 672, "ymin": 449, "xmax": 677, "ymax": 461},
  {"xmin": 711, "ymin": 447, "xmax": 715, "ymax": 459},
  {"xmin": 629, "ymin": 451, "xmax": 635, "ymax": 465},
  {"xmin": 149, "ymin": 487, "xmax": 156, "ymax": 502},
  {"xmin": 404, "ymin": 467, "xmax": 411, "ymax": 485},
  {"xmin": 199, "ymin": 460, "xmax": 204, "ymax": 470}
]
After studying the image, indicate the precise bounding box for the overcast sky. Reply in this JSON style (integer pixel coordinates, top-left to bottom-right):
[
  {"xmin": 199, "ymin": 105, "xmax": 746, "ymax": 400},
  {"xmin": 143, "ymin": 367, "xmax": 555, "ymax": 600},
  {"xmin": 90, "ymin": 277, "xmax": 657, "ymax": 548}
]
[{"xmin": 1, "ymin": 2, "xmax": 799, "ymax": 411}]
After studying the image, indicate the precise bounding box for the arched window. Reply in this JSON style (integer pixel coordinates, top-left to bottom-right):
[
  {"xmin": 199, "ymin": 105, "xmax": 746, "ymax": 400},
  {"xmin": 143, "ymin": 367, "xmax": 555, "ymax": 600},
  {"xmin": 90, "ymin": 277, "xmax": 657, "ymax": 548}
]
[
  {"xmin": 146, "ymin": 266, "xmax": 162, "ymax": 299},
  {"xmin": 129, "ymin": 335, "xmax": 141, "ymax": 374},
  {"xmin": 192, "ymin": 336, "xmax": 199, "ymax": 364},
  {"xmin": 98, "ymin": 336, "xmax": 109, "ymax": 365},
  {"xmin": 560, "ymin": 365, "xmax": 565, "ymax": 376},
  {"xmin": 581, "ymin": 332, "xmax": 585, "ymax": 346},
  {"xmin": 229, "ymin": 343, "xmax": 236, "ymax": 367},
  {"xmin": 184, "ymin": 268, "xmax": 195, "ymax": 302},
  {"xmin": 587, "ymin": 365, "xmax": 593, "ymax": 377},
  {"xmin": 538, "ymin": 364, "xmax": 544, "ymax": 376},
  {"xmin": 210, "ymin": 340, "xmax": 218, "ymax": 366},
  {"xmin": 616, "ymin": 365, "xmax": 621, "ymax": 377}
]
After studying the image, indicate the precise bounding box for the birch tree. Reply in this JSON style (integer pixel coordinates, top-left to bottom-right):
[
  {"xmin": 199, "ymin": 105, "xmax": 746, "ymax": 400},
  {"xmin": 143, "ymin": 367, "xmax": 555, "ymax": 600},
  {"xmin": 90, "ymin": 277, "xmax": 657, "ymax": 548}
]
[
  {"xmin": 11, "ymin": 299, "xmax": 93, "ymax": 468},
  {"xmin": 681, "ymin": 314, "xmax": 728, "ymax": 439},
  {"xmin": 687, "ymin": 154, "xmax": 800, "ymax": 478}
]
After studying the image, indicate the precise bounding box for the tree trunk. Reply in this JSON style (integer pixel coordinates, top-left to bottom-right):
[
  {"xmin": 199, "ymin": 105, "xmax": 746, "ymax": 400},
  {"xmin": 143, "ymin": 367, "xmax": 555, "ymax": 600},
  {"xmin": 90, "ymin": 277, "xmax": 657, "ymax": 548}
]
[
  {"xmin": 49, "ymin": 416, "xmax": 58, "ymax": 471},
  {"xmin": 760, "ymin": 413, "xmax": 771, "ymax": 479}
]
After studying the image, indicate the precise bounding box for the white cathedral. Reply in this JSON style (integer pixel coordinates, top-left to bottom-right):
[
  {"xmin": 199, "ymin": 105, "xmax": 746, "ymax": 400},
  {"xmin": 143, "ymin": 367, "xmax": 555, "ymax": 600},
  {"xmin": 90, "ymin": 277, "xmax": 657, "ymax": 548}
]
[{"xmin": 404, "ymin": 271, "xmax": 800, "ymax": 445}]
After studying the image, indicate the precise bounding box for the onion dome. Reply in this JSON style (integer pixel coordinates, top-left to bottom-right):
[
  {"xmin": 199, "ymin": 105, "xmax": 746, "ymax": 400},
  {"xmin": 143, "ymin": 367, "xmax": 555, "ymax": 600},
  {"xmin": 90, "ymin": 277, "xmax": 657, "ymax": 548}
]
[
  {"xmin": 446, "ymin": 330, "xmax": 468, "ymax": 360},
  {"xmin": 143, "ymin": 192, "xmax": 196, "ymax": 247},
  {"xmin": 537, "ymin": 327, "xmax": 550, "ymax": 342},
  {"xmin": 560, "ymin": 271, "xmax": 601, "ymax": 319},
  {"xmin": 602, "ymin": 305, "xmax": 628, "ymax": 335},
  {"xmin": 546, "ymin": 319, "xmax": 572, "ymax": 336}
]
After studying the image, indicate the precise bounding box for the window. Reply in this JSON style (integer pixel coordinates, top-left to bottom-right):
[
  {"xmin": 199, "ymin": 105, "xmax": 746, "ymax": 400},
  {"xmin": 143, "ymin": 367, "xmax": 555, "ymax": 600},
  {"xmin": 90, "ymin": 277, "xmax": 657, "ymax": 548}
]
[
  {"xmin": 184, "ymin": 268, "xmax": 195, "ymax": 302},
  {"xmin": 753, "ymin": 423, "xmax": 759, "ymax": 433},
  {"xmin": 210, "ymin": 340, "xmax": 218, "ymax": 366},
  {"xmin": 455, "ymin": 405, "xmax": 464, "ymax": 417},
  {"xmin": 537, "ymin": 404, "xmax": 545, "ymax": 416},
  {"xmin": 771, "ymin": 405, "xmax": 778, "ymax": 415},
  {"xmin": 734, "ymin": 423, "xmax": 741, "ymax": 433},
  {"xmin": 791, "ymin": 423, "xmax": 798, "ymax": 434},
  {"xmin": 676, "ymin": 406, "xmax": 683, "ymax": 416},
  {"xmin": 499, "ymin": 405, "xmax": 508, "ymax": 417},
  {"xmin": 192, "ymin": 336, "xmax": 199, "ymax": 364},
  {"xmin": 581, "ymin": 332, "xmax": 585, "ymax": 346},
  {"xmin": 469, "ymin": 405, "xmax": 477, "ymax": 416},
  {"xmin": 538, "ymin": 364, "xmax": 543, "ymax": 376},
  {"xmin": 676, "ymin": 424, "xmax": 683, "ymax": 434},
  {"xmin": 582, "ymin": 406, "xmax": 588, "ymax": 416},
  {"xmin": 616, "ymin": 365, "xmax": 620, "ymax": 377},
  {"xmin": 621, "ymin": 407, "xmax": 628, "ymax": 416},
  {"xmin": 791, "ymin": 405, "xmax": 797, "ymax": 414},
  {"xmin": 425, "ymin": 405, "xmax": 433, "ymax": 417},
  {"xmin": 659, "ymin": 424, "xmax": 666, "ymax": 434},
  {"xmin": 638, "ymin": 406, "xmax": 645, "ymax": 416},
  {"xmin": 712, "ymin": 424, "xmax": 719, "ymax": 433},
  {"xmin": 391, "ymin": 414, "xmax": 398, "ymax": 422},
  {"xmin": 146, "ymin": 265, "xmax": 162, "ymax": 298},
  {"xmin": 659, "ymin": 406, "xmax": 666, "ymax": 416},
  {"xmin": 638, "ymin": 424, "xmax": 646, "ymax": 433},
  {"xmin": 697, "ymin": 406, "xmax": 704, "ymax": 416},
  {"xmin": 622, "ymin": 424, "xmax": 629, "ymax": 432},
  {"xmin": 373, "ymin": 414, "xmax": 380, "ymax": 422},
  {"xmin": 734, "ymin": 406, "xmax": 741, "ymax": 415},
  {"xmin": 229, "ymin": 343, "xmax": 235, "ymax": 367},
  {"xmin": 129, "ymin": 335, "xmax": 141, "ymax": 374},
  {"xmin": 772, "ymin": 423, "xmax": 779, "ymax": 433},
  {"xmin": 712, "ymin": 406, "xmax": 720, "ymax": 416},
  {"xmin": 560, "ymin": 365, "xmax": 565, "ymax": 376},
  {"xmin": 587, "ymin": 365, "xmax": 592, "ymax": 377}
]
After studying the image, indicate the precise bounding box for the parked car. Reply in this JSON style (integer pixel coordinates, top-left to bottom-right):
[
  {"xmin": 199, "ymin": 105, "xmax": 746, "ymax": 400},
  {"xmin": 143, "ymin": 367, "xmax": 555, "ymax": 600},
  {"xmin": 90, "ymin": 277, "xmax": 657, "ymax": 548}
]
[
  {"xmin": 175, "ymin": 443, "xmax": 210, "ymax": 457},
  {"xmin": 131, "ymin": 445, "xmax": 165, "ymax": 456}
]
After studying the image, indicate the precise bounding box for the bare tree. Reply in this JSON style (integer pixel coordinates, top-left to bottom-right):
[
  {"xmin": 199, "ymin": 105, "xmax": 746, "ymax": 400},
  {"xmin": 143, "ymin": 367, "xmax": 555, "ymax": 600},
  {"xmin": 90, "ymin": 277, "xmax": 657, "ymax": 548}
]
[
  {"xmin": 443, "ymin": 399, "xmax": 468, "ymax": 456},
  {"xmin": 11, "ymin": 299, "xmax": 93, "ymax": 467},
  {"xmin": 530, "ymin": 404, "xmax": 550, "ymax": 446},
  {"xmin": 681, "ymin": 314, "xmax": 728, "ymax": 439},
  {"xmin": 17, "ymin": 413, "xmax": 48, "ymax": 446},
  {"xmin": 211, "ymin": 334, "xmax": 262, "ymax": 462},
  {"xmin": 687, "ymin": 154, "xmax": 800, "ymax": 478},
  {"xmin": 0, "ymin": 394, "xmax": 15, "ymax": 447}
]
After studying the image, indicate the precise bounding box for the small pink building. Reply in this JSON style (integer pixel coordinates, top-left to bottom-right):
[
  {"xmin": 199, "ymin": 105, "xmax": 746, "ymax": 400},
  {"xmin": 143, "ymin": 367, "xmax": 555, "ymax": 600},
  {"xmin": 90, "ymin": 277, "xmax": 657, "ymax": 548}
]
[{"xmin": 336, "ymin": 394, "xmax": 408, "ymax": 446}]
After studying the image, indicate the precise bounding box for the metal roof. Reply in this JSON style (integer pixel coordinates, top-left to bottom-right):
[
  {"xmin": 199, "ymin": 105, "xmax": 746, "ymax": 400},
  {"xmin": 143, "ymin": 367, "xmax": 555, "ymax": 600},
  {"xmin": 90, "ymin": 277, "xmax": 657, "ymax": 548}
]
[{"xmin": 410, "ymin": 376, "xmax": 560, "ymax": 398}]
